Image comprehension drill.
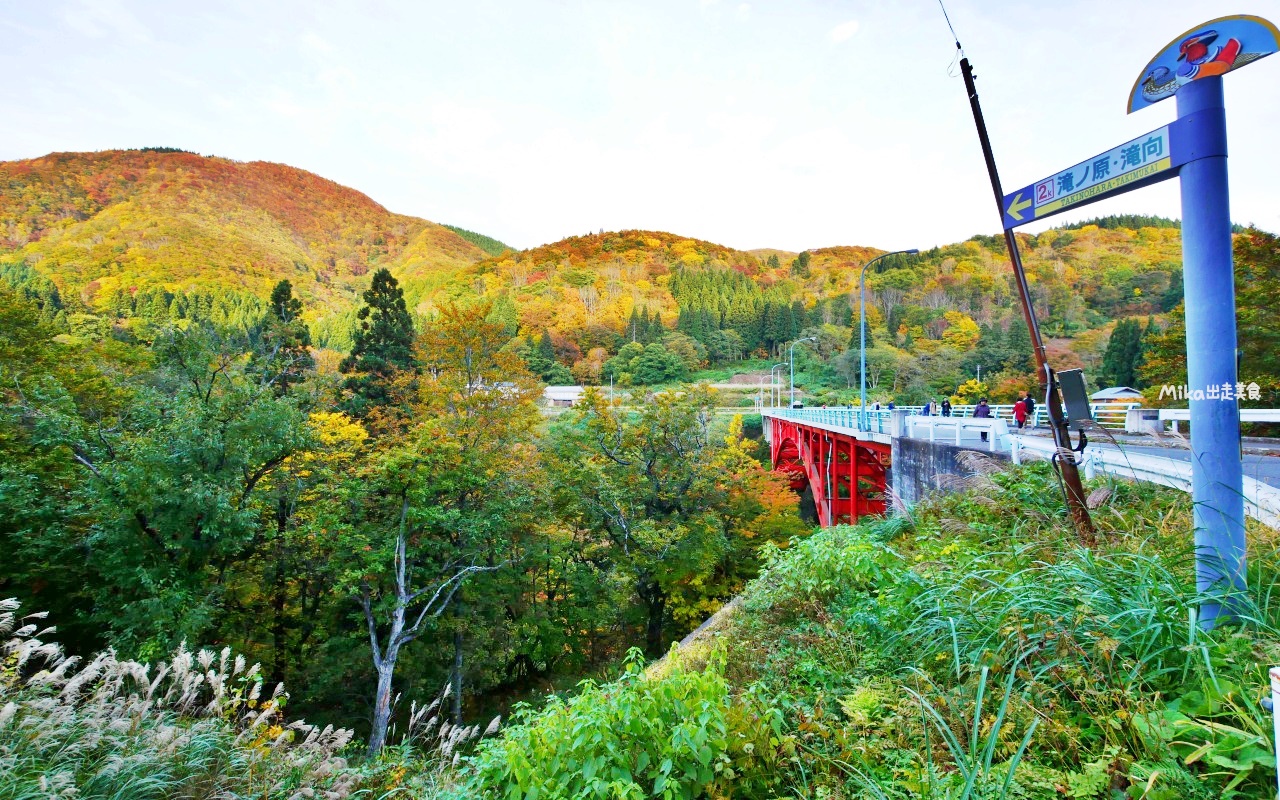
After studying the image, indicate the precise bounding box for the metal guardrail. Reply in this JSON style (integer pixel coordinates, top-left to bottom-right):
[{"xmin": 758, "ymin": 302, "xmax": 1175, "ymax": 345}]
[
  {"xmin": 1158, "ymin": 409, "xmax": 1280, "ymax": 422},
  {"xmin": 1010, "ymin": 435, "xmax": 1280, "ymax": 527},
  {"xmin": 1158, "ymin": 408, "xmax": 1280, "ymax": 433},
  {"xmin": 756, "ymin": 403, "xmax": 1141, "ymax": 430}
]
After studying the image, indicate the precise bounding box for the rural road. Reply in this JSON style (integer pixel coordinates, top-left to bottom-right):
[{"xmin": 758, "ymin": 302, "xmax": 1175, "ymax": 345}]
[{"xmin": 1015, "ymin": 430, "xmax": 1280, "ymax": 489}]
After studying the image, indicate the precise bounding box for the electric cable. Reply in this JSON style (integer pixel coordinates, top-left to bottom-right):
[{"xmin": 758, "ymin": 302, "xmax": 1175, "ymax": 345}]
[
  {"xmin": 937, "ymin": 0, "xmax": 965, "ymax": 76},
  {"xmin": 936, "ymin": 0, "xmax": 962, "ymax": 50}
]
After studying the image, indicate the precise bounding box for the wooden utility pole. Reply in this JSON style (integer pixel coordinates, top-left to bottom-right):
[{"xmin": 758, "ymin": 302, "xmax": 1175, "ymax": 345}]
[{"xmin": 958, "ymin": 53, "xmax": 1096, "ymax": 542}]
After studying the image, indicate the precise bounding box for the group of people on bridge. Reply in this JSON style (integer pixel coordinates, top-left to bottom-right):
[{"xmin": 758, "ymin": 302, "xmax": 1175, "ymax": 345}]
[
  {"xmin": 814, "ymin": 390, "xmax": 1040, "ymax": 431},
  {"xmin": 914, "ymin": 391, "xmax": 1038, "ymax": 429}
]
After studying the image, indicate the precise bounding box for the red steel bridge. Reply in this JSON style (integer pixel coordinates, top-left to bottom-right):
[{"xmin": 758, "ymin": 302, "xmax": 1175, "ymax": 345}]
[
  {"xmin": 762, "ymin": 408, "xmax": 893, "ymax": 527},
  {"xmin": 764, "ymin": 406, "xmax": 1280, "ymax": 528}
]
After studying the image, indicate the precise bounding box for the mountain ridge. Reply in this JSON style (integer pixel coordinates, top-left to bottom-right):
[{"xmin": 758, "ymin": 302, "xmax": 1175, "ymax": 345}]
[
  {"xmin": 1, "ymin": 149, "xmax": 1192, "ymax": 380},
  {"xmin": 0, "ymin": 149, "xmax": 491, "ymax": 318}
]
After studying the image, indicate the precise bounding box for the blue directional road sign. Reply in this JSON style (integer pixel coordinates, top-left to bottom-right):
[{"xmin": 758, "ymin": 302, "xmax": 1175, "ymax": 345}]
[{"xmin": 1000, "ymin": 114, "xmax": 1222, "ymax": 230}]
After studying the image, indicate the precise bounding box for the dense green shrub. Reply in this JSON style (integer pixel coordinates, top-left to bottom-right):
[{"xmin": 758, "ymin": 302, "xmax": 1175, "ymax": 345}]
[
  {"xmin": 746, "ymin": 524, "xmax": 904, "ymax": 614},
  {"xmin": 460, "ymin": 649, "xmax": 789, "ymax": 799}
]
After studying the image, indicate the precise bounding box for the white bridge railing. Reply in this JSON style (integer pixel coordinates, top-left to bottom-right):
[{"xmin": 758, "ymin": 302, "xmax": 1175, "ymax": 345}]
[
  {"xmin": 905, "ymin": 416, "xmax": 1011, "ymax": 452},
  {"xmin": 763, "ymin": 407, "xmax": 1013, "ymax": 447},
  {"xmin": 1011, "ymin": 435, "xmax": 1280, "ymax": 528},
  {"xmin": 762, "ymin": 406, "xmax": 899, "ymax": 435},
  {"xmin": 757, "ymin": 403, "xmax": 1143, "ymax": 429}
]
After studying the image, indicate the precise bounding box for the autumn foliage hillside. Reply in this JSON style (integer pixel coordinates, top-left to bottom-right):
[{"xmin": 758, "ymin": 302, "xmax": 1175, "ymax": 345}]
[
  {"xmin": 0, "ymin": 149, "xmax": 489, "ymax": 319},
  {"xmin": 440, "ymin": 230, "xmax": 774, "ymax": 333},
  {"xmin": 2, "ymin": 150, "xmax": 1232, "ymax": 403},
  {"xmin": 403, "ymin": 223, "xmax": 1187, "ymax": 362},
  {"xmin": 2, "ymin": 151, "xmax": 1189, "ymax": 342}
]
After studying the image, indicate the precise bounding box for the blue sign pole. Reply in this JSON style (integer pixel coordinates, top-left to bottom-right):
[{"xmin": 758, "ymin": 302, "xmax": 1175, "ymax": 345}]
[
  {"xmin": 995, "ymin": 14, "xmax": 1278, "ymax": 626},
  {"xmin": 1177, "ymin": 75, "xmax": 1245, "ymax": 626}
]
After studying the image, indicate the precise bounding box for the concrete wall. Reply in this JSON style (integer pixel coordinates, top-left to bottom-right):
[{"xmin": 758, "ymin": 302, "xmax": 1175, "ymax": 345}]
[{"xmin": 890, "ymin": 436, "xmax": 1011, "ymax": 507}]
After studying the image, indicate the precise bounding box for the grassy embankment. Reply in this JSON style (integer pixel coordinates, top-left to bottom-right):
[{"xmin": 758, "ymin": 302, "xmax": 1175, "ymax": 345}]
[{"xmin": 455, "ymin": 459, "xmax": 1280, "ymax": 799}]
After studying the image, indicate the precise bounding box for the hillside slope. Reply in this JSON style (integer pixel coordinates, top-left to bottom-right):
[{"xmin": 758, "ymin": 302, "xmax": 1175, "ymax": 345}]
[
  {"xmin": 0, "ymin": 149, "xmax": 491, "ymax": 323},
  {"xmin": 400, "ymin": 224, "xmax": 1185, "ymax": 349},
  {"xmin": 454, "ymin": 462, "xmax": 1280, "ymax": 798}
]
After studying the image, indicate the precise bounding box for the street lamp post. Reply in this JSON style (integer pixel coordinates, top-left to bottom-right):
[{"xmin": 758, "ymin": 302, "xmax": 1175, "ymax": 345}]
[
  {"xmin": 789, "ymin": 337, "xmax": 817, "ymax": 408},
  {"xmin": 860, "ymin": 249, "xmax": 919, "ymax": 428},
  {"xmin": 769, "ymin": 362, "xmax": 788, "ymax": 407}
]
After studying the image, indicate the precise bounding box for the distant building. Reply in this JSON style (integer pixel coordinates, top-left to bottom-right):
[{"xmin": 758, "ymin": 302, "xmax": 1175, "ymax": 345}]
[
  {"xmin": 1090, "ymin": 386, "xmax": 1144, "ymax": 403},
  {"xmin": 544, "ymin": 385, "xmax": 586, "ymax": 407}
]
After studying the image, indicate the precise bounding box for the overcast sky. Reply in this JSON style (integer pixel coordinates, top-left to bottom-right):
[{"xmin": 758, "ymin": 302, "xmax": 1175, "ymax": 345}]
[{"xmin": 3, "ymin": 0, "xmax": 1279, "ymax": 252}]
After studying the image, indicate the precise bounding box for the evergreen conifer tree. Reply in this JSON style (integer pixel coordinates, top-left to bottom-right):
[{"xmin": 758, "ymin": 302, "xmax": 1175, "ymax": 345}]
[
  {"xmin": 485, "ymin": 292, "xmax": 520, "ymax": 339},
  {"xmin": 850, "ymin": 317, "xmax": 875, "ymax": 349},
  {"xmin": 704, "ymin": 308, "xmax": 718, "ymax": 335},
  {"xmin": 790, "ymin": 300, "xmax": 806, "ymax": 339},
  {"xmin": 689, "ymin": 309, "xmax": 706, "ymax": 341},
  {"xmin": 538, "ymin": 329, "xmax": 556, "ymax": 362},
  {"xmin": 1100, "ymin": 318, "xmax": 1147, "ymax": 387},
  {"xmin": 259, "ymin": 279, "xmax": 314, "ymax": 395},
  {"xmin": 790, "ymin": 251, "xmax": 811, "ymax": 278},
  {"xmin": 1003, "ymin": 321, "xmax": 1034, "ymax": 373},
  {"xmin": 776, "ymin": 305, "xmax": 793, "ymax": 351},
  {"xmin": 757, "ymin": 302, "xmax": 773, "ymax": 352},
  {"xmin": 270, "ymin": 279, "xmax": 304, "ymax": 325},
  {"xmin": 339, "ymin": 269, "xmax": 417, "ymax": 413}
]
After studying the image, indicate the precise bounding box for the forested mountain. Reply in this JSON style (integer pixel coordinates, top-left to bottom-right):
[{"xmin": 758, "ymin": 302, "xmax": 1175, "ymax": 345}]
[
  {"xmin": 5, "ymin": 149, "xmax": 1276, "ymax": 405},
  {"xmin": 0, "ymin": 149, "xmax": 491, "ymax": 345},
  {"xmin": 417, "ymin": 224, "xmax": 1201, "ymax": 402}
]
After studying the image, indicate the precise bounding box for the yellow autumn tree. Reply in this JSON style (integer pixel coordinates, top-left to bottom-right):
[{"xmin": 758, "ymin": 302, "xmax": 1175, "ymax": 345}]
[{"xmin": 941, "ymin": 311, "xmax": 980, "ymax": 350}]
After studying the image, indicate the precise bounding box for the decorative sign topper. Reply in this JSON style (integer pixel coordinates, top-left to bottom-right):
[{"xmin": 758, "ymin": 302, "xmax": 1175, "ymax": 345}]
[{"xmin": 1128, "ymin": 14, "xmax": 1279, "ymax": 113}]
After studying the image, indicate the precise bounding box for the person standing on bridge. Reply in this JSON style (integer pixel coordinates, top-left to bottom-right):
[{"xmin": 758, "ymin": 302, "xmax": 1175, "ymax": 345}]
[
  {"xmin": 1013, "ymin": 398, "xmax": 1027, "ymax": 429},
  {"xmin": 941, "ymin": 398, "xmax": 952, "ymax": 417},
  {"xmin": 1022, "ymin": 391, "xmax": 1036, "ymax": 427},
  {"xmin": 974, "ymin": 398, "xmax": 992, "ymax": 442}
]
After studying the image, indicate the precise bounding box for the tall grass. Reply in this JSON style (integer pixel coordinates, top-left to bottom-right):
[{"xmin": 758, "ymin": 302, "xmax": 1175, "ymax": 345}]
[
  {"xmin": 710, "ymin": 462, "xmax": 1280, "ymax": 797},
  {"xmin": 0, "ymin": 597, "xmax": 360, "ymax": 799}
]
